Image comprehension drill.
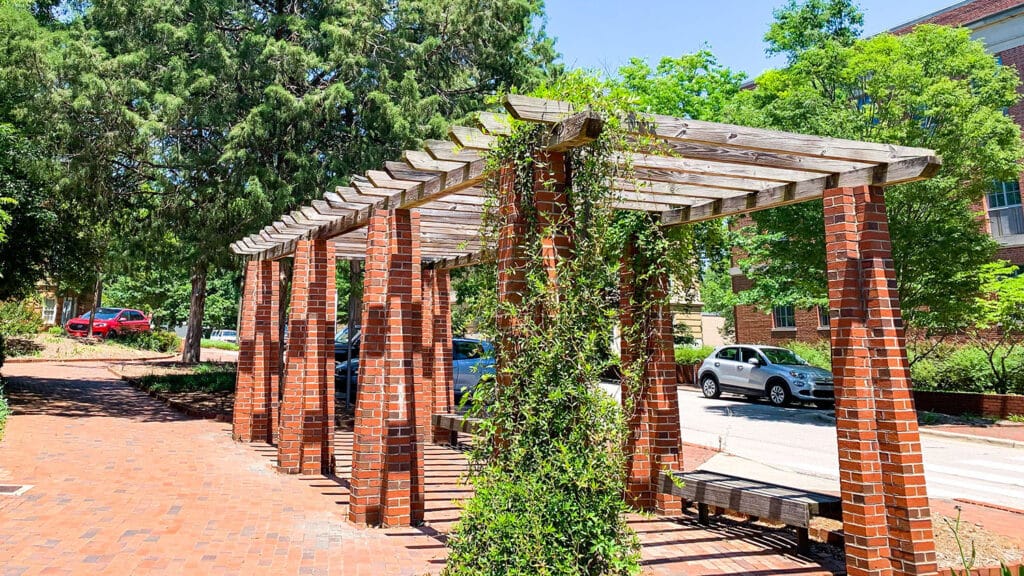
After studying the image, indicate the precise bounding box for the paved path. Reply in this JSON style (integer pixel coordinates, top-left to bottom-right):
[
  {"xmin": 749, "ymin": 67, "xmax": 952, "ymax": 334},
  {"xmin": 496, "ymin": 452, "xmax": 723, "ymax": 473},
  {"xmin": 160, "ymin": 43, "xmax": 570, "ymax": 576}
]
[
  {"xmin": 677, "ymin": 388, "xmax": 1024, "ymax": 512},
  {"xmin": 0, "ymin": 361, "xmax": 843, "ymax": 575}
]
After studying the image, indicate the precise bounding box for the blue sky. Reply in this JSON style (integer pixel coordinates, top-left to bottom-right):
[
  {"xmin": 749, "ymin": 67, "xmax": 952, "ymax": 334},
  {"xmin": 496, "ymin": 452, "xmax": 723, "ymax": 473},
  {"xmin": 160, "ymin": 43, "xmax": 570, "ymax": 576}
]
[{"xmin": 544, "ymin": 0, "xmax": 959, "ymax": 79}]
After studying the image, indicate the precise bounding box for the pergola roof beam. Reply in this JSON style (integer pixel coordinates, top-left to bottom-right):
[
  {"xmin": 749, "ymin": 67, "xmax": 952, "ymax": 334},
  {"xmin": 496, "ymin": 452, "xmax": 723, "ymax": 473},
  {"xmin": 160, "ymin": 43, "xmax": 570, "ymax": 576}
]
[{"xmin": 503, "ymin": 94, "xmax": 939, "ymax": 165}]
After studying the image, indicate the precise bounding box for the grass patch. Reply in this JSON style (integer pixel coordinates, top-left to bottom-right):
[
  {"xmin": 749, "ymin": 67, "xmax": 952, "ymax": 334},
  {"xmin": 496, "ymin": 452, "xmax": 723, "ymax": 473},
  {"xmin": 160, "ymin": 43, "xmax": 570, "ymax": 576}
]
[
  {"xmin": 201, "ymin": 339, "xmax": 239, "ymax": 351},
  {"xmin": 137, "ymin": 363, "xmax": 236, "ymax": 394}
]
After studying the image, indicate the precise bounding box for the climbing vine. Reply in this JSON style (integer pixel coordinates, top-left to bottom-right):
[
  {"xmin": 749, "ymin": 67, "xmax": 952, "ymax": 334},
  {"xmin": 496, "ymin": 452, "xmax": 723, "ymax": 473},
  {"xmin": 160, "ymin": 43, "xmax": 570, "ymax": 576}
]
[{"xmin": 443, "ymin": 74, "xmax": 691, "ymax": 576}]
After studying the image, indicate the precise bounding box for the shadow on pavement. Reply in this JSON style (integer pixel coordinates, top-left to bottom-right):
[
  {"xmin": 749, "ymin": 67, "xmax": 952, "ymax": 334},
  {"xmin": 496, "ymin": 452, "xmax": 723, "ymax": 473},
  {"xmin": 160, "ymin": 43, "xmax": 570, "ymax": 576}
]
[
  {"xmin": 5, "ymin": 366, "xmax": 187, "ymax": 422},
  {"xmin": 698, "ymin": 395, "xmax": 835, "ymax": 428}
]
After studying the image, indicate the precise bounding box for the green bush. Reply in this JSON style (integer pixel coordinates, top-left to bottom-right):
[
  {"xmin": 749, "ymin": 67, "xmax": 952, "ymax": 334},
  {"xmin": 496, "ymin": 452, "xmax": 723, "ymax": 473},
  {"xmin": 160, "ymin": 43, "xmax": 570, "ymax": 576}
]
[
  {"xmin": 137, "ymin": 363, "xmax": 235, "ymax": 394},
  {"xmin": 674, "ymin": 345, "xmax": 713, "ymax": 364},
  {"xmin": 118, "ymin": 330, "xmax": 181, "ymax": 353},
  {"xmin": 46, "ymin": 326, "xmax": 63, "ymax": 336},
  {"xmin": 200, "ymin": 338, "xmax": 239, "ymax": 351},
  {"xmin": 0, "ymin": 300, "xmax": 44, "ymax": 368},
  {"xmin": 909, "ymin": 344, "xmax": 1024, "ymax": 394},
  {"xmin": 0, "ymin": 377, "xmax": 9, "ymax": 441},
  {"xmin": 780, "ymin": 340, "xmax": 832, "ymax": 369}
]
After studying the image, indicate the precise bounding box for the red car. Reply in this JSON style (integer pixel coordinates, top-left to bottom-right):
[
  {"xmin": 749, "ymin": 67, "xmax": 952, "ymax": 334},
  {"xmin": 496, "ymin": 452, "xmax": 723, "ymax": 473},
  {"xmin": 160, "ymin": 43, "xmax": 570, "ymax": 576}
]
[{"xmin": 65, "ymin": 308, "xmax": 151, "ymax": 338}]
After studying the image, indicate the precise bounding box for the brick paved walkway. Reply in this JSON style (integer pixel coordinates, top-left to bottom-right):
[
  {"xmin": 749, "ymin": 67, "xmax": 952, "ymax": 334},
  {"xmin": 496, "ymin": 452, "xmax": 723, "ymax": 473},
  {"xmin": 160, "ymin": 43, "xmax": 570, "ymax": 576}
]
[{"xmin": 0, "ymin": 361, "xmax": 843, "ymax": 575}]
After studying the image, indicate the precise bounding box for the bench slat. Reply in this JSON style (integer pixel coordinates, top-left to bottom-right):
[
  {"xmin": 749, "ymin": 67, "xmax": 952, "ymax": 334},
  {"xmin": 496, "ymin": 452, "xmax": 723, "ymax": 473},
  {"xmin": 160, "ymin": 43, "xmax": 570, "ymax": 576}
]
[{"xmin": 660, "ymin": 471, "xmax": 843, "ymax": 527}]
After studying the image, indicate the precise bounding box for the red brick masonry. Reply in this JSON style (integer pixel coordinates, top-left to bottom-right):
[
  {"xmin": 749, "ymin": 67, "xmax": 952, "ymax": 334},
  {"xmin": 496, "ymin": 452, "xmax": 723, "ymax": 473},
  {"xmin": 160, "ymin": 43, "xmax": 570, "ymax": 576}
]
[
  {"xmin": 824, "ymin": 185, "xmax": 937, "ymax": 576},
  {"xmin": 913, "ymin": 390, "xmax": 1024, "ymax": 420}
]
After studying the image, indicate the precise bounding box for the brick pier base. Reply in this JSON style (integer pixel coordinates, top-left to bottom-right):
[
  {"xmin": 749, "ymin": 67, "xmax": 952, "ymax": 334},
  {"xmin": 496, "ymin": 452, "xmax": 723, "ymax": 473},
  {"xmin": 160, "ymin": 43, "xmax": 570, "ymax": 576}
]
[
  {"xmin": 278, "ymin": 238, "xmax": 336, "ymax": 475},
  {"xmin": 824, "ymin": 185, "xmax": 936, "ymax": 576},
  {"xmin": 233, "ymin": 259, "xmax": 280, "ymax": 443},
  {"xmin": 349, "ymin": 209, "xmax": 425, "ymax": 527},
  {"xmin": 423, "ymin": 268, "xmax": 455, "ymax": 444},
  {"xmin": 620, "ymin": 233, "xmax": 683, "ymax": 515}
]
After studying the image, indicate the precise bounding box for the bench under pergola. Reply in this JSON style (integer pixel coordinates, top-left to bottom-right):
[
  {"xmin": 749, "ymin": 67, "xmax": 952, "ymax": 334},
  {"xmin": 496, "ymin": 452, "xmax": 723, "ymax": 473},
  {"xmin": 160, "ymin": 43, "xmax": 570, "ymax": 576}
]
[{"xmin": 229, "ymin": 95, "xmax": 941, "ymax": 576}]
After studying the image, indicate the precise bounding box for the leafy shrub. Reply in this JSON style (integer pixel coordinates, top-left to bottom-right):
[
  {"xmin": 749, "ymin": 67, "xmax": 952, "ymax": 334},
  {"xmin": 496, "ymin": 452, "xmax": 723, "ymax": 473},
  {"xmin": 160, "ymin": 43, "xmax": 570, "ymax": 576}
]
[
  {"xmin": 200, "ymin": 338, "xmax": 239, "ymax": 351},
  {"xmin": 137, "ymin": 363, "xmax": 235, "ymax": 394},
  {"xmin": 0, "ymin": 300, "xmax": 43, "ymax": 337},
  {"xmin": 780, "ymin": 340, "xmax": 832, "ymax": 369},
  {"xmin": 0, "ymin": 377, "xmax": 9, "ymax": 441},
  {"xmin": 0, "ymin": 300, "xmax": 43, "ymax": 369},
  {"xmin": 908, "ymin": 344, "xmax": 1024, "ymax": 394},
  {"xmin": 46, "ymin": 326, "xmax": 63, "ymax": 336},
  {"xmin": 118, "ymin": 330, "xmax": 181, "ymax": 353},
  {"xmin": 674, "ymin": 345, "xmax": 713, "ymax": 364}
]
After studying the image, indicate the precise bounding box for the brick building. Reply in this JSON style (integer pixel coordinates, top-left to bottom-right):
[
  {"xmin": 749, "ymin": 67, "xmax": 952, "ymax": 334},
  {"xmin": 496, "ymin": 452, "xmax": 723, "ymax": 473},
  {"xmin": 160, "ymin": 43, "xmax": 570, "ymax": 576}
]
[{"xmin": 733, "ymin": 0, "xmax": 1024, "ymax": 345}]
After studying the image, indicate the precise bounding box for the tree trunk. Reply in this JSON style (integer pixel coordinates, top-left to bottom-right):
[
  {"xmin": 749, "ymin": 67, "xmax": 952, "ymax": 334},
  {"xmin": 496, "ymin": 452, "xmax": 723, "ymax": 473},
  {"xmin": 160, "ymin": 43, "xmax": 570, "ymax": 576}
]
[
  {"xmin": 182, "ymin": 260, "xmax": 209, "ymax": 363},
  {"xmin": 87, "ymin": 273, "xmax": 103, "ymax": 338}
]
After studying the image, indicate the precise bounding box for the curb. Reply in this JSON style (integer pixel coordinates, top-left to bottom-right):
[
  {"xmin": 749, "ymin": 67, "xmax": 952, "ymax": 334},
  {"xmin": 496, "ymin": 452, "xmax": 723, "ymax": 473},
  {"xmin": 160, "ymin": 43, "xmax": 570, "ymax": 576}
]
[
  {"xmin": 106, "ymin": 366, "xmax": 232, "ymax": 423},
  {"xmin": 813, "ymin": 411, "xmax": 1023, "ymax": 448},
  {"xmin": 5, "ymin": 354, "xmax": 176, "ymax": 364},
  {"xmin": 918, "ymin": 428, "xmax": 1024, "ymax": 449}
]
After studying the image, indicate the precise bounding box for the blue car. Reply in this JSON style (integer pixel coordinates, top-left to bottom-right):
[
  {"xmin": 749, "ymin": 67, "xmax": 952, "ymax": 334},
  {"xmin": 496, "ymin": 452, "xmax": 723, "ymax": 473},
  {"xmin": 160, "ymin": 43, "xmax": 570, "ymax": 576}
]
[{"xmin": 335, "ymin": 338, "xmax": 495, "ymax": 405}]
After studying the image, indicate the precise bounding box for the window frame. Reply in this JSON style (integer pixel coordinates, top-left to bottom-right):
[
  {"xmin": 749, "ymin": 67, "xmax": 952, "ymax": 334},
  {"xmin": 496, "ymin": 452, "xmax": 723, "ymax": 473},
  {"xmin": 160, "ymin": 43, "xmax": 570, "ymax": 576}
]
[
  {"xmin": 772, "ymin": 305, "xmax": 796, "ymax": 330},
  {"xmin": 987, "ymin": 180, "xmax": 1024, "ymax": 238}
]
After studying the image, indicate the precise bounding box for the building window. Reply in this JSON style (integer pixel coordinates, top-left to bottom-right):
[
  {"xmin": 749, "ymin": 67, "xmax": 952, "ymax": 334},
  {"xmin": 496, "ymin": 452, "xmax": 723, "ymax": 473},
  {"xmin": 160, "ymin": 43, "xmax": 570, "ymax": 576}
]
[
  {"xmin": 772, "ymin": 305, "xmax": 796, "ymax": 329},
  {"xmin": 42, "ymin": 297, "xmax": 57, "ymax": 324},
  {"xmin": 987, "ymin": 181, "xmax": 1024, "ymax": 238},
  {"xmin": 818, "ymin": 305, "xmax": 830, "ymax": 327}
]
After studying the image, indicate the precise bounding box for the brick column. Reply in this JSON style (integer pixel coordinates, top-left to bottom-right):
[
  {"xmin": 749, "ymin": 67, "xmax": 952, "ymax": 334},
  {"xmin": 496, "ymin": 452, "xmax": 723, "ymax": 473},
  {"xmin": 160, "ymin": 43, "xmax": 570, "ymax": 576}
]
[
  {"xmin": 233, "ymin": 259, "xmax": 281, "ymax": 443},
  {"xmin": 533, "ymin": 151, "xmax": 573, "ymax": 285},
  {"xmin": 423, "ymin": 268, "xmax": 455, "ymax": 444},
  {"xmin": 349, "ymin": 209, "xmax": 425, "ymax": 527},
  {"xmin": 619, "ymin": 235, "xmax": 683, "ymax": 515},
  {"xmin": 824, "ymin": 185, "xmax": 936, "ymax": 576},
  {"xmin": 278, "ymin": 238, "xmax": 336, "ymax": 475}
]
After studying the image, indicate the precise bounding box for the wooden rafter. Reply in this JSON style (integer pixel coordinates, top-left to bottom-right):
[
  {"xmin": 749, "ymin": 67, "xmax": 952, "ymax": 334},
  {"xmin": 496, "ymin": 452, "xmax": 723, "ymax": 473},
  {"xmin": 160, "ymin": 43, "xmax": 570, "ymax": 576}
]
[{"xmin": 230, "ymin": 95, "xmax": 940, "ymax": 261}]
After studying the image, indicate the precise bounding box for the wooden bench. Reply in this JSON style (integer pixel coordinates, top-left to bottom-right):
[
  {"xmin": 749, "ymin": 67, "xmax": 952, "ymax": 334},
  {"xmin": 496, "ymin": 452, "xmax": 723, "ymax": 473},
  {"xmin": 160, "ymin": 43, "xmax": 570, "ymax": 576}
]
[
  {"xmin": 659, "ymin": 470, "xmax": 842, "ymax": 554},
  {"xmin": 431, "ymin": 413, "xmax": 483, "ymax": 445}
]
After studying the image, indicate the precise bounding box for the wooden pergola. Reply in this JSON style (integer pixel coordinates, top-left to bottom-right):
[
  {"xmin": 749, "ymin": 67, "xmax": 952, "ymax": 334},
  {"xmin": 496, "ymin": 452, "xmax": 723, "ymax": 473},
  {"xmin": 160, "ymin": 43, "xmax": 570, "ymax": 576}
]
[
  {"xmin": 231, "ymin": 95, "xmax": 938, "ymax": 266},
  {"xmin": 229, "ymin": 95, "xmax": 942, "ymax": 576}
]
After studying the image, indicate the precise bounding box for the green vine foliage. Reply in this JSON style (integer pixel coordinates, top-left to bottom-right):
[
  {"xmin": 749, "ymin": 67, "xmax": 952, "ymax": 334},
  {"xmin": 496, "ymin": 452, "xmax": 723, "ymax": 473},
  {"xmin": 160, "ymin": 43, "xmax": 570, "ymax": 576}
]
[{"xmin": 443, "ymin": 74, "xmax": 685, "ymax": 576}]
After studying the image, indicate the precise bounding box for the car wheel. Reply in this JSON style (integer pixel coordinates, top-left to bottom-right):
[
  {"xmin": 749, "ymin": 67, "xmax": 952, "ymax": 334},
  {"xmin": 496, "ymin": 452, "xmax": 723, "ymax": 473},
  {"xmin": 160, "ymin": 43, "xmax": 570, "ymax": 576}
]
[
  {"xmin": 106, "ymin": 330, "xmax": 118, "ymax": 339},
  {"xmin": 700, "ymin": 375, "xmax": 721, "ymax": 399},
  {"xmin": 767, "ymin": 381, "xmax": 791, "ymax": 407}
]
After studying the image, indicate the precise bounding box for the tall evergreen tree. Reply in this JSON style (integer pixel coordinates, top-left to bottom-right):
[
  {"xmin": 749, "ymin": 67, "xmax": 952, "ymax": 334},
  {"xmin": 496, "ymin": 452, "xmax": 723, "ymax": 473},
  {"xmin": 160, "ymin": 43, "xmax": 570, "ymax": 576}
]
[{"xmin": 78, "ymin": 0, "xmax": 555, "ymax": 360}]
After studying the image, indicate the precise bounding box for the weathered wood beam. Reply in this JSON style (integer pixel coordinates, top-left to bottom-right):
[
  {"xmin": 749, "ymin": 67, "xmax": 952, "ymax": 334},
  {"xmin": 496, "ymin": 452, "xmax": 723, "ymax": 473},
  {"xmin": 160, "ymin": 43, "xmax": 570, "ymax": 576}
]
[
  {"xmin": 660, "ymin": 155, "xmax": 939, "ymax": 227},
  {"xmin": 476, "ymin": 111, "xmax": 512, "ymax": 135},
  {"xmin": 541, "ymin": 111, "xmax": 604, "ymax": 152},
  {"xmin": 504, "ymin": 94, "xmax": 941, "ymax": 166},
  {"xmin": 621, "ymin": 152, "xmax": 827, "ymax": 184}
]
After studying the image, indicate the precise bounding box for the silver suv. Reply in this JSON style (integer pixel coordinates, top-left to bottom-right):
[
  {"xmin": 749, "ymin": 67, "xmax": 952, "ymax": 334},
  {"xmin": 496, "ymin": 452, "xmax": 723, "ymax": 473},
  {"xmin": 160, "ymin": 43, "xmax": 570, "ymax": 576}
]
[{"xmin": 697, "ymin": 345, "xmax": 834, "ymax": 406}]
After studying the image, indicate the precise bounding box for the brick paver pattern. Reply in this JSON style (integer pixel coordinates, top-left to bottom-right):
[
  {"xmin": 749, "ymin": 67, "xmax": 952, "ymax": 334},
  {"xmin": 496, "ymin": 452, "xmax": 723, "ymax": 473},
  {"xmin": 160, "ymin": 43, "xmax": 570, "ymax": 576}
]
[{"xmin": 0, "ymin": 361, "xmax": 842, "ymax": 575}]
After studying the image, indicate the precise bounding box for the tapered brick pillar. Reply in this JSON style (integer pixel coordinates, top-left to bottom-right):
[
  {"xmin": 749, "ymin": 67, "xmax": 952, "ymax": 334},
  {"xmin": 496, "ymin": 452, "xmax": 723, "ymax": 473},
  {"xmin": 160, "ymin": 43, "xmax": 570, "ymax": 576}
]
[
  {"xmin": 824, "ymin": 185, "xmax": 936, "ymax": 576},
  {"xmin": 233, "ymin": 259, "xmax": 281, "ymax": 443},
  {"xmin": 533, "ymin": 151, "xmax": 573, "ymax": 284},
  {"xmin": 423, "ymin": 268, "xmax": 455, "ymax": 444},
  {"xmin": 278, "ymin": 238, "xmax": 336, "ymax": 475},
  {"xmin": 620, "ymin": 235, "xmax": 683, "ymax": 515},
  {"xmin": 349, "ymin": 209, "xmax": 424, "ymax": 527}
]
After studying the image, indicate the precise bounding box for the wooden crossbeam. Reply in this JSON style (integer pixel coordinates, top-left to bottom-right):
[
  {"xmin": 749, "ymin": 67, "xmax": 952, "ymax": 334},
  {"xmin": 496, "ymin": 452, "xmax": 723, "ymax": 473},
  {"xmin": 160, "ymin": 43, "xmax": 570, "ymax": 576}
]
[
  {"xmin": 661, "ymin": 155, "xmax": 939, "ymax": 227},
  {"xmin": 476, "ymin": 111, "xmax": 512, "ymax": 135},
  {"xmin": 504, "ymin": 94, "xmax": 941, "ymax": 166}
]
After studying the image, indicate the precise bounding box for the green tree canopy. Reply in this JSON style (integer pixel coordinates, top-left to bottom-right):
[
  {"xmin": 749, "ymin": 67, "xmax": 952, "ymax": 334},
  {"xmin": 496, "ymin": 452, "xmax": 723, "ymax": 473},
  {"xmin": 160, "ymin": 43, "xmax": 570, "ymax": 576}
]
[{"xmin": 728, "ymin": 13, "xmax": 1023, "ymax": 334}]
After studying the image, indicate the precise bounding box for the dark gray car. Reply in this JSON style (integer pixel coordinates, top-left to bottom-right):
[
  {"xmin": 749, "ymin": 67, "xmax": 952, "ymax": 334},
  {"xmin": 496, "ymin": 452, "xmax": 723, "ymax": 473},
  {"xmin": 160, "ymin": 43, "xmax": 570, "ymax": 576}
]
[{"xmin": 697, "ymin": 345, "xmax": 834, "ymax": 406}]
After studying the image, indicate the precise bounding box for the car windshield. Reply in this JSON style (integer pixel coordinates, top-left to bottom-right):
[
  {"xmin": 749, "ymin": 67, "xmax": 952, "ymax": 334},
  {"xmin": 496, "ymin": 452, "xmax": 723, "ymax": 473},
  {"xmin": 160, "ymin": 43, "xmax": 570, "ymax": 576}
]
[
  {"xmin": 335, "ymin": 326, "xmax": 359, "ymax": 345},
  {"xmin": 760, "ymin": 348, "xmax": 808, "ymax": 366},
  {"xmin": 221, "ymin": 330, "xmax": 236, "ymax": 336},
  {"xmin": 83, "ymin": 308, "xmax": 122, "ymax": 320}
]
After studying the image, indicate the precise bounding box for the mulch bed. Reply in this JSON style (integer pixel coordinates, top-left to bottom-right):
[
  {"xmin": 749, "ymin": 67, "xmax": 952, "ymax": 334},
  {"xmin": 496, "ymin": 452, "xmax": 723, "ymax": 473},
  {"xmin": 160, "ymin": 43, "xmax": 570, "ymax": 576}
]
[{"xmin": 108, "ymin": 362, "xmax": 234, "ymax": 422}]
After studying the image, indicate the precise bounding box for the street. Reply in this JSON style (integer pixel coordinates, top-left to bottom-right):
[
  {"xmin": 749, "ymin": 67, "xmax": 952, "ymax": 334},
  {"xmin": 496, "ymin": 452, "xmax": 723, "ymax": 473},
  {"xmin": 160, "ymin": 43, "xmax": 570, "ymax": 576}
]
[{"xmin": 676, "ymin": 388, "xmax": 1024, "ymax": 511}]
